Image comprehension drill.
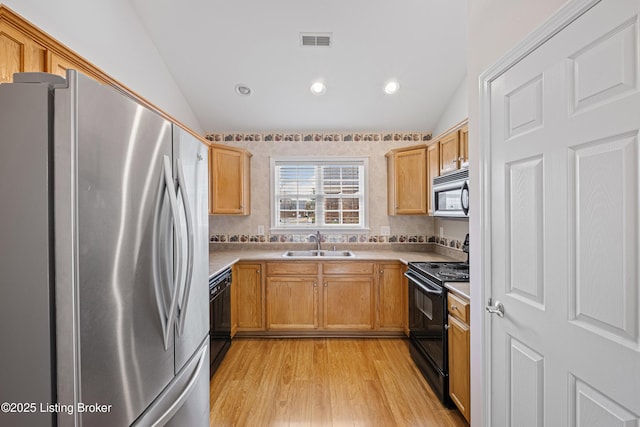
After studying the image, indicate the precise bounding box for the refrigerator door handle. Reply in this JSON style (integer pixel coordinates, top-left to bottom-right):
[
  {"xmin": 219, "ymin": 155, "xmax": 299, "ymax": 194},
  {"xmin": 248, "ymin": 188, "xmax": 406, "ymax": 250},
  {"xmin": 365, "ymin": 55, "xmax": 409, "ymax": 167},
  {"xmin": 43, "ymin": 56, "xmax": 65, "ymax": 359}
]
[
  {"xmin": 141, "ymin": 343, "xmax": 208, "ymax": 427},
  {"xmin": 175, "ymin": 158, "xmax": 195, "ymax": 336},
  {"xmin": 152, "ymin": 155, "xmax": 183, "ymax": 350}
]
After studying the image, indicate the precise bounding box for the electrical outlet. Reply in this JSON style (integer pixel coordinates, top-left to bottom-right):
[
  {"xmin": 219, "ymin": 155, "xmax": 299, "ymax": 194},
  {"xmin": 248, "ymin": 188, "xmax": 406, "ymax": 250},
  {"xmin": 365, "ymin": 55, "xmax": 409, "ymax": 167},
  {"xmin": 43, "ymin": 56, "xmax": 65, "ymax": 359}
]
[
  {"xmin": 439, "ymin": 227, "xmax": 444, "ymax": 237},
  {"xmin": 257, "ymin": 225, "xmax": 265, "ymax": 235},
  {"xmin": 380, "ymin": 226, "xmax": 391, "ymax": 236}
]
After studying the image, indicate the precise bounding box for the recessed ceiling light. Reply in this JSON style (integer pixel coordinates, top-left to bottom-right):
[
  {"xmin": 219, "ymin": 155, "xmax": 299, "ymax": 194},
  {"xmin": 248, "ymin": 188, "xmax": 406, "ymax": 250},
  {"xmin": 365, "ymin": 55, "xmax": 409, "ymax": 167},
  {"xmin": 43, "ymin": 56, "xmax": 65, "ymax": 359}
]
[
  {"xmin": 384, "ymin": 80, "xmax": 400, "ymax": 95},
  {"xmin": 310, "ymin": 81, "xmax": 326, "ymax": 96},
  {"xmin": 235, "ymin": 84, "xmax": 252, "ymax": 96}
]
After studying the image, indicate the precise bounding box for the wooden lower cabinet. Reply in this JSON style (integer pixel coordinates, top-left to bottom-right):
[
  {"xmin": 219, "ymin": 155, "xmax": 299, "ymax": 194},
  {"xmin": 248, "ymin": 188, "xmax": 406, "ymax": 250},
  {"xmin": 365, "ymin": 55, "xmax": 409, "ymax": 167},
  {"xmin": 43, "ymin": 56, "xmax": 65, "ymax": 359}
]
[
  {"xmin": 323, "ymin": 276, "xmax": 375, "ymax": 330},
  {"xmin": 266, "ymin": 276, "xmax": 318, "ymax": 330},
  {"xmin": 234, "ymin": 262, "xmax": 265, "ymax": 331},
  {"xmin": 448, "ymin": 292, "xmax": 471, "ymax": 423},
  {"xmin": 377, "ymin": 263, "xmax": 405, "ymax": 331},
  {"xmin": 252, "ymin": 261, "xmax": 402, "ymax": 334}
]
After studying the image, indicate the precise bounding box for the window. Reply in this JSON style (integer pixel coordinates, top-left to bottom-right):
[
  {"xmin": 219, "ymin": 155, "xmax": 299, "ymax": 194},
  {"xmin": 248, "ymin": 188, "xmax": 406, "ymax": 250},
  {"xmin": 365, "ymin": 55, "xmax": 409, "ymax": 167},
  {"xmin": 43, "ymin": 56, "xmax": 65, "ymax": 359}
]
[{"xmin": 271, "ymin": 157, "xmax": 368, "ymax": 231}]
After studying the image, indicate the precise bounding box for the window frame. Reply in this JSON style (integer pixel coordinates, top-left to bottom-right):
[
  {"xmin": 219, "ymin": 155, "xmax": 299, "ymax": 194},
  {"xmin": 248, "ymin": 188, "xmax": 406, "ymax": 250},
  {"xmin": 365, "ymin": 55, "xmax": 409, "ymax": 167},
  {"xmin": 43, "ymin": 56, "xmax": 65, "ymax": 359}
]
[{"xmin": 270, "ymin": 156, "xmax": 370, "ymax": 233}]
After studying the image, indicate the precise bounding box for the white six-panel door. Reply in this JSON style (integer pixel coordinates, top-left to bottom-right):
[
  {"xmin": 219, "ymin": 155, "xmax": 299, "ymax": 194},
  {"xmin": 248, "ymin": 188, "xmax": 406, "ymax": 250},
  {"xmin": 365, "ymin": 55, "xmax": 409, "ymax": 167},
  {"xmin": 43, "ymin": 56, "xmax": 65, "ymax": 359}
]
[{"xmin": 485, "ymin": 0, "xmax": 640, "ymax": 425}]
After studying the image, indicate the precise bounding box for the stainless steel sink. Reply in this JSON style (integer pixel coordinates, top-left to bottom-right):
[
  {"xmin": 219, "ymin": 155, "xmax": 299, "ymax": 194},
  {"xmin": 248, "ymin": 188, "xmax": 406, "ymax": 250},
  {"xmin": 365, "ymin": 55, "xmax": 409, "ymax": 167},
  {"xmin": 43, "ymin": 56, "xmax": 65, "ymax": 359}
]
[
  {"xmin": 282, "ymin": 250, "xmax": 355, "ymax": 258},
  {"xmin": 317, "ymin": 250, "xmax": 354, "ymax": 257}
]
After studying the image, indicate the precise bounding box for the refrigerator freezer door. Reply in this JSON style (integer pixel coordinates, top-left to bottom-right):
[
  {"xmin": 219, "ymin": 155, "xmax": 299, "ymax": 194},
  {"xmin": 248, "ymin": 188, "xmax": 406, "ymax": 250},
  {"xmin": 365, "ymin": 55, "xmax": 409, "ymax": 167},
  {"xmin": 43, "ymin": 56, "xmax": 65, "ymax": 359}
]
[
  {"xmin": 172, "ymin": 125, "xmax": 210, "ymax": 373},
  {"xmin": 54, "ymin": 72, "xmax": 176, "ymax": 427},
  {"xmin": 133, "ymin": 339, "xmax": 209, "ymax": 426}
]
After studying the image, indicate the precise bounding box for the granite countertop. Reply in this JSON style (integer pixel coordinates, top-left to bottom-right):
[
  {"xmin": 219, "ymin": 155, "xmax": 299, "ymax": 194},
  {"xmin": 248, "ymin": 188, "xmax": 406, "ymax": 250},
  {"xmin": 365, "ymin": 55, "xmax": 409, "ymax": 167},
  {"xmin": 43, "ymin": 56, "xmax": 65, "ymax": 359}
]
[{"xmin": 209, "ymin": 248, "xmax": 460, "ymax": 279}]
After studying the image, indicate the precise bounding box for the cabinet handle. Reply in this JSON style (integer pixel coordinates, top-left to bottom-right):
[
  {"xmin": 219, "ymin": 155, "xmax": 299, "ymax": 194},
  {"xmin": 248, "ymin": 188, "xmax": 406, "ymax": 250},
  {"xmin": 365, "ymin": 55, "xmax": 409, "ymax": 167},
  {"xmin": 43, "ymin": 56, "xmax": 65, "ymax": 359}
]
[
  {"xmin": 313, "ymin": 282, "xmax": 317, "ymax": 288},
  {"xmin": 323, "ymin": 282, "xmax": 328, "ymax": 287},
  {"xmin": 451, "ymin": 304, "xmax": 457, "ymax": 311},
  {"xmin": 445, "ymin": 324, "xmax": 450, "ymax": 330}
]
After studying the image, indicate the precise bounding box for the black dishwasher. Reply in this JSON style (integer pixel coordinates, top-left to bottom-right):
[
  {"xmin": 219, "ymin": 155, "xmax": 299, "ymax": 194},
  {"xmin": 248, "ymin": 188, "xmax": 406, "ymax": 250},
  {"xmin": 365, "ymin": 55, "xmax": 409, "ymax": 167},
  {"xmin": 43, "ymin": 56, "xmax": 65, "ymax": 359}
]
[{"xmin": 209, "ymin": 267, "xmax": 232, "ymax": 377}]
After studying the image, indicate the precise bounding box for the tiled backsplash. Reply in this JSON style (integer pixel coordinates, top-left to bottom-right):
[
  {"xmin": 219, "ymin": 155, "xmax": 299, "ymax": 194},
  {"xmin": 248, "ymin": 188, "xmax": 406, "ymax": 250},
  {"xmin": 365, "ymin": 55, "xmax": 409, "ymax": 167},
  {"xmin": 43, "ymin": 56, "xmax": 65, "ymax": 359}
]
[
  {"xmin": 205, "ymin": 131, "xmax": 431, "ymax": 143},
  {"xmin": 207, "ymin": 128, "xmax": 468, "ymax": 257},
  {"xmin": 209, "ymin": 233, "xmax": 467, "ymax": 252}
]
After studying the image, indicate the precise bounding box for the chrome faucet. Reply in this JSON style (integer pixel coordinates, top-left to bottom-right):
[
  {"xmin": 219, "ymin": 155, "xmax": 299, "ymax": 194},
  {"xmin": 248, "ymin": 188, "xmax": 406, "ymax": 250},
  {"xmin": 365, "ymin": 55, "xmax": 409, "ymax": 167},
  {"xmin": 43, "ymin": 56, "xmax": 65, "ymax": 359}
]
[{"xmin": 314, "ymin": 231, "xmax": 321, "ymax": 251}]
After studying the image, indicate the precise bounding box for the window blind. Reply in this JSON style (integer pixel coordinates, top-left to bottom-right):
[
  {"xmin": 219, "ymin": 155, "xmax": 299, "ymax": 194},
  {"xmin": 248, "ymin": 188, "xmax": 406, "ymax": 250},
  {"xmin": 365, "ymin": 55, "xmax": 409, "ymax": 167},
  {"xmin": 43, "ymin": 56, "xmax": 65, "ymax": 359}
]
[{"xmin": 273, "ymin": 159, "xmax": 366, "ymax": 229}]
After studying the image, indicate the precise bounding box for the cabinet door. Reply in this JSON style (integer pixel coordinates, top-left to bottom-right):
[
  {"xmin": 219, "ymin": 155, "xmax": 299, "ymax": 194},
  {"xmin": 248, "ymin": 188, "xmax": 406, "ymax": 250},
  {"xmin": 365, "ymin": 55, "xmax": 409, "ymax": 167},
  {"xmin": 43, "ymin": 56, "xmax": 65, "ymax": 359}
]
[
  {"xmin": 266, "ymin": 276, "xmax": 318, "ymax": 330},
  {"xmin": 209, "ymin": 146, "xmax": 250, "ymax": 215},
  {"xmin": 459, "ymin": 124, "xmax": 469, "ymax": 169},
  {"xmin": 230, "ymin": 265, "xmax": 238, "ymax": 337},
  {"xmin": 448, "ymin": 314, "xmax": 470, "ymax": 423},
  {"xmin": 0, "ymin": 21, "xmax": 47, "ymax": 82},
  {"xmin": 323, "ymin": 277, "xmax": 375, "ymax": 330},
  {"xmin": 439, "ymin": 131, "xmax": 460, "ymax": 174},
  {"xmin": 234, "ymin": 263, "xmax": 264, "ymax": 330},
  {"xmin": 49, "ymin": 52, "xmax": 78, "ymax": 78},
  {"xmin": 426, "ymin": 142, "xmax": 440, "ymax": 215},
  {"xmin": 392, "ymin": 147, "xmax": 427, "ymax": 215},
  {"xmin": 401, "ymin": 265, "xmax": 409, "ymax": 336},
  {"xmin": 377, "ymin": 263, "xmax": 404, "ymax": 330}
]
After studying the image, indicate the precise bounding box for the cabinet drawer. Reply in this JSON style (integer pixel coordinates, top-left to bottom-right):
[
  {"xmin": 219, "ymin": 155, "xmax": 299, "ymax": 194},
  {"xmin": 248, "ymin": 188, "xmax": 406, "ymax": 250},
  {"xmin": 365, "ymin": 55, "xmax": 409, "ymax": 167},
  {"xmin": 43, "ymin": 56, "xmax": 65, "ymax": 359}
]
[
  {"xmin": 266, "ymin": 262, "xmax": 318, "ymax": 276},
  {"xmin": 322, "ymin": 262, "xmax": 375, "ymax": 275},
  {"xmin": 448, "ymin": 292, "xmax": 470, "ymax": 324}
]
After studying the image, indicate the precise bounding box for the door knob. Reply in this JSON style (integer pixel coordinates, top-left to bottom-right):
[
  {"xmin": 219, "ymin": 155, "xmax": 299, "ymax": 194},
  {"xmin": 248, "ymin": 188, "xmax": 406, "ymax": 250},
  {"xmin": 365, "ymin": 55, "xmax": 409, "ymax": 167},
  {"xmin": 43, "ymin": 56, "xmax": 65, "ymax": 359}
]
[{"xmin": 486, "ymin": 299, "xmax": 504, "ymax": 318}]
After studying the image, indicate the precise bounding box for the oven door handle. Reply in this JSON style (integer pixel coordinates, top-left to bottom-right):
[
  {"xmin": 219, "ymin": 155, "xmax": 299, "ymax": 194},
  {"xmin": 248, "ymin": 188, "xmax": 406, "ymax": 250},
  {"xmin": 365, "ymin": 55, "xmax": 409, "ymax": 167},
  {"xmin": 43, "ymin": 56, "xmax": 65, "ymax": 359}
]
[{"xmin": 404, "ymin": 271, "xmax": 443, "ymax": 295}]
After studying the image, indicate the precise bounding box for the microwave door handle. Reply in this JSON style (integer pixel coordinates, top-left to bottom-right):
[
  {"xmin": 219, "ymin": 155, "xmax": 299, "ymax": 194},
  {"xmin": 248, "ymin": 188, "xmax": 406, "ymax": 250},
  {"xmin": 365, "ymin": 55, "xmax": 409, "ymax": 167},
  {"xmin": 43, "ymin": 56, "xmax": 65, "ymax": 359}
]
[{"xmin": 461, "ymin": 180, "xmax": 469, "ymax": 216}]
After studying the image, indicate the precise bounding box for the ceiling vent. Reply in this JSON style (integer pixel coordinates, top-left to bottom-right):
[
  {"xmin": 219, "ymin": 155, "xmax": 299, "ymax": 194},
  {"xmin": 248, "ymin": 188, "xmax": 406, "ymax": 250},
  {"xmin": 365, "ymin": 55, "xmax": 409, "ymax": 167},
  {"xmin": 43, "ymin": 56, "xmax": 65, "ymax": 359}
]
[{"xmin": 300, "ymin": 32, "xmax": 332, "ymax": 47}]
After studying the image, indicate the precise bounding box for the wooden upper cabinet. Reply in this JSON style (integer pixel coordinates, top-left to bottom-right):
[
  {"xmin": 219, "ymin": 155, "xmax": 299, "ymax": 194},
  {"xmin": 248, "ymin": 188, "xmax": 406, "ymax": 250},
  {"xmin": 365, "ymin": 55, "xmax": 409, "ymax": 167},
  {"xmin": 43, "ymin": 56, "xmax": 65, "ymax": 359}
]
[
  {"xmin": 436, "ymin": 120, "xmax": 469, "ymax": 177},
  {"xmin": 426, "ymin": 142, "xmax": 440, "ymax": 215},
  {"xmin": 209, "ymin": 145, "xmax": 251, "ymax": 215},
  {"xmin": 459, "ymin": 124, "xmax": 469, "ymax": 169},
  {"xmin": 0, "ymin": 19, "xmax": 47, "ymax": 82},
  {"xmin": 0, "ymin": 8, "xmax": 98, "ymax": 83},
  {"xmin": 0, "ymin": 5, "xmax": 208, "ymax": 149},
  {"xmin": 386, "ymin": 145, "xmax": 427, "ymax": 215},
  {"xmin": 439, "ymin": 130, "xmax": 460, "ymax": 175},
  {"xmin": 49, "ymin": 53, "xmax": 80, "ymax": 79}
]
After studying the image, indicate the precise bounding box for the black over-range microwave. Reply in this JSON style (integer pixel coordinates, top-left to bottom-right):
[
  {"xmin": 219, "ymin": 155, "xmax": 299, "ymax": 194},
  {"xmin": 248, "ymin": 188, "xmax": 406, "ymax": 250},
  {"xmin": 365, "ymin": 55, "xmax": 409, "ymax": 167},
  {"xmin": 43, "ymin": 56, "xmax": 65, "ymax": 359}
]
[{"xmin": 432, "ymin": 168, "xmax": 469, "ymax": 218}]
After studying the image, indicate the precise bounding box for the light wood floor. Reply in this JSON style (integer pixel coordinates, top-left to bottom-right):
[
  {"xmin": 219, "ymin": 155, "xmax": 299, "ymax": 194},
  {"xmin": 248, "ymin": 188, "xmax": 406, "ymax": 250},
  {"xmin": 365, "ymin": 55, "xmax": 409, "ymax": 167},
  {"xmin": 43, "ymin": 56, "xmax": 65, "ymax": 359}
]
[{"xmin": 209, "ymin": 338, "xmax": 468, "ymax": 426}]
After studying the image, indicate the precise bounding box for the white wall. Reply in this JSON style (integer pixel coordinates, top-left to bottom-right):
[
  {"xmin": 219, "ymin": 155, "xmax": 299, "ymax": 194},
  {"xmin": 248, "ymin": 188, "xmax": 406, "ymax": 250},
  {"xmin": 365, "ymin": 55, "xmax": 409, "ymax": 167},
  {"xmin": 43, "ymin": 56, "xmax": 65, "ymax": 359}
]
[
  {"xmin": 432, "ymin": 73, "xmax": 468, "ymax": 137},
  {"xmin": 467, "ymin": 0, "xmax": 568, "ymax": 425},
  {"xmin": 1, "ymin": 0, "xmax": 203, "ymax": 133}
]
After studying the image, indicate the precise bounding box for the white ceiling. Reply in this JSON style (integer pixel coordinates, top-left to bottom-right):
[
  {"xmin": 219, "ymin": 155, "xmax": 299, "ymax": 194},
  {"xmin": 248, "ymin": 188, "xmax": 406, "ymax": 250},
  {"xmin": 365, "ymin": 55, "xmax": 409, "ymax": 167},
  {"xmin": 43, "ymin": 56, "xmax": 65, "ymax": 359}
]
[{"xmin": 130, "ymin": 0, "xmax": 467, "ymax": 133}]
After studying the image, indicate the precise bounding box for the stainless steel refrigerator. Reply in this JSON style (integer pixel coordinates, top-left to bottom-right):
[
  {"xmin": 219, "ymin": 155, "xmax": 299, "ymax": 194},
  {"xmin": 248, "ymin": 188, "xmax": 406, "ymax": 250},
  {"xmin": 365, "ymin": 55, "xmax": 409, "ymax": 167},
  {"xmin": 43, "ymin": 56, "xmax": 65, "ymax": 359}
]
[{"xmin": 0, "ymin": 71, "xmax": 210, "ymax": 427}]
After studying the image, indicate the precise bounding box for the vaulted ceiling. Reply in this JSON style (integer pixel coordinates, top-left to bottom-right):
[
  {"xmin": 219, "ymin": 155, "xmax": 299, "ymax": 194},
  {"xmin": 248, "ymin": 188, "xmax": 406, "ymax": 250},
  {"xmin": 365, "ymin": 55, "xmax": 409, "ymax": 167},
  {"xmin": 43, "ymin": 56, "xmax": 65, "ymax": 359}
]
[{"xmin": 130, "ymin": 0, "xmax": 467, "ymax": 133}]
